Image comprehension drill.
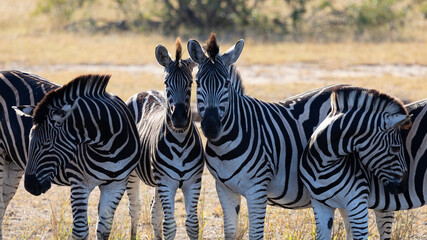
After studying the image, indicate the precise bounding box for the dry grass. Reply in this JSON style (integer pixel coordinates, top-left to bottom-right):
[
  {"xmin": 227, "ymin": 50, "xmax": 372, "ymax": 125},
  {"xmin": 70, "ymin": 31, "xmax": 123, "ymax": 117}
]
[
  {"xmin": 6, "ymin": 171, "xmax": 427, "ymax": 239},
  {"xmin": 242, "ymin": 41, "xmax": 427, "ymax": 66},
  {"xmin": 1, "ymin": 0, "xmax": 427, "ymax": 239}
]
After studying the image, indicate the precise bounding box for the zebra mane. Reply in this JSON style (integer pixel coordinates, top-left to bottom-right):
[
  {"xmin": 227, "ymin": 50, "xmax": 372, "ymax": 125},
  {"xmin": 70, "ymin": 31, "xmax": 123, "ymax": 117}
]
[
  {"xmin": 175, "ymin": 37, "xmax": 182, "ymax": 62},
  {"xmin": 206, "ymin": 33, "xmax": 219, "ymax": 60},
  {"xmin": 228, "ymin": 65, "xmax": 245, "ymax": 95},
  {"xmin": 33, "ymin": 74, "xmax": 111, "ymax": 124},
  {"xmin": 331, "ymin": 86, "xmax": 408, "ymax": 117}
]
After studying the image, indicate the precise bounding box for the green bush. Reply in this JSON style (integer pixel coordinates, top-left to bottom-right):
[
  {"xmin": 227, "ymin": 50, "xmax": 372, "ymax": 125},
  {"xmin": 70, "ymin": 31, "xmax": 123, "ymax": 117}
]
[
  {"xmin": 348, "ymin": 0, "xmax": 407, "ymax": 30},
  {"xmin": 421, "ymin": 2, "xmax": 427, "ymax": 19},
  {"xmin": 33, "ymin": 0, "xmax": 424, "ymax": 41}
]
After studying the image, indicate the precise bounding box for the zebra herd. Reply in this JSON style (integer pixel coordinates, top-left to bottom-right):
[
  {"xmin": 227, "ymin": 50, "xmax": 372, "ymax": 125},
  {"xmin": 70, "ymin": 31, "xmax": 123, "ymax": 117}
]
[{"xmin": 0, "ymin": 33, "xmax": 425, "ymax": 239}]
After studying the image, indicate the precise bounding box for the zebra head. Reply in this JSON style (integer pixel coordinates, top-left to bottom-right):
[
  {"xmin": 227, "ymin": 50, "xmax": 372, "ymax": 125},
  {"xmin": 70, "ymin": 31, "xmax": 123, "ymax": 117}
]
[
  {"xmin": 16, "ymin": 102, "xmax": 76, "ymax": 196},
  {"xmin": 156, "ymin": 37, "xmax": 196, "ymax": 130},
  {"xmin": 188, "ymin": 33, "xmax": 244, "ymax": 139},
  {"xmin": 330, "ymin": 87, "xmax": 411, "ymax": 194},
  {"xmin": 17, "ymin": 75, "xmax": 112, "ymax": 196},
  {"xmin": 357, "ymin": 113, "xmax": 410, "ymax": 194}
]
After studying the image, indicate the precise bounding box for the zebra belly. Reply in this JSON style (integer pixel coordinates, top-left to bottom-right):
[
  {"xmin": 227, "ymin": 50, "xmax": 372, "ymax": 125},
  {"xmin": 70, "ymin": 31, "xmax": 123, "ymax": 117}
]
[
  {"xmin": 266, "ymin": 180, "xmax": 312, "ymax": 209},
  {"xmin": 266, "ymin": 158, "xmax": 312, "ymax": 209}
]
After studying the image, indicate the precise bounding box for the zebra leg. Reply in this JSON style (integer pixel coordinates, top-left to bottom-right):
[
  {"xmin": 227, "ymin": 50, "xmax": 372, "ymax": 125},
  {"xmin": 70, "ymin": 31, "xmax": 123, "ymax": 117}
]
[
  {"xmin": 374, "ymin": 210, "xmax": 394, "ymax": 240},
  {"xmin": 216, "ymin": 181, "xmax": 241, "ymax": 240},
  {"xmin": 246, "ymin": 187, "xmax": 267, "ymax": 240},
  {"xmin": 0, "ymin": 160, "xmax": 23, "ymax": 236},
  {"xmin": 150, "ymin": 189, "xmax": 164, "ymax": 240},
  {"xmin": 0, "ymin": 153, "xmax": 23, "ymax": 240},
  {"xmin": 181, "ymin": 177, "xmax": 202, "ymax": 240},
  {"xmin": 345, "ymin": 200, "xmax": 369, "ymax": 240},
  {"xmin": 126, "ymin": 171, "xmax": 141, "ymax": 240},
  {"xmin": 157, "ymin": 181, "xmax": 179, "ymax": 240},
  {"xmin": 311, "ymin": 198, "xmax": 335, "ymax": 240},
  {"xmin": 97, "ymin": 180, "xmax": 127, "ymax": 240},
  {"xmin": 69, "ymin": 179, "xmax": 92, "ymax": 240},
  {"xmin": 338, "ymin": 208, "xmax": 353, "ymax": 240}
]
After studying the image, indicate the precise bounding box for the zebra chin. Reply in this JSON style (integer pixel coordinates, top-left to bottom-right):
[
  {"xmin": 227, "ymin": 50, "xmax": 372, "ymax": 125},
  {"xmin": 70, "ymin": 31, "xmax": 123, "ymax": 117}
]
[
  {"xmin": 24, "ymin": 174, "xmax": 52, "ymax": 196},
  {"xmin": 200, "ymin": 107, "xmax": 221, "ymax": 140}
]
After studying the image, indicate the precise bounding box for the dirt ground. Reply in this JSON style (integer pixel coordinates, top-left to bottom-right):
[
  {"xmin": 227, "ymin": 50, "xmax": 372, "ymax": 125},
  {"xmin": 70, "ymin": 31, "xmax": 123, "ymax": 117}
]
[{"xmin": 10, "ymin": 62, "xmax": 427, "ymax": 85}]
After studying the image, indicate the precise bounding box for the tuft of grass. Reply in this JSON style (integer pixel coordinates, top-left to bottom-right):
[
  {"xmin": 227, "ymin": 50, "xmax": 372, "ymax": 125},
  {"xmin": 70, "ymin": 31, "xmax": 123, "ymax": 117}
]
[
  {"xmin": 391, "ymin": 209, "xmax": 418, "ymax": 240},
  {"xmin": 49, "ymin": 198, "xmax": 72, "ymax": 239}
]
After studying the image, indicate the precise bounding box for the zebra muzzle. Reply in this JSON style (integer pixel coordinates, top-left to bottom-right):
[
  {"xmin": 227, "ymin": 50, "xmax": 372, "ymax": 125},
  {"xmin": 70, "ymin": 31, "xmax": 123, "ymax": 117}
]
[
  {"xmin": 171, "ymin": 103, "xmax": 188, "ymax": 129},
  {"xmin": 24, "ymin": 174, "xmax": 52, "ymax": 196},
  {"xmin": 200, "ymin": 107, "xmax": 221, "ymax": 139},
  {"xmin": 384, "ymin": 171, "xmax": 408, "ymax": 194}
]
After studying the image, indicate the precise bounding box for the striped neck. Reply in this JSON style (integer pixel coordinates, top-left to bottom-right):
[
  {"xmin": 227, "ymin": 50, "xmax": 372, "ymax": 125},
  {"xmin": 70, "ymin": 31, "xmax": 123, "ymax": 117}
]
[{"xmin": 166, "ymin": 111, "xmax": 192, "ymax": 135}]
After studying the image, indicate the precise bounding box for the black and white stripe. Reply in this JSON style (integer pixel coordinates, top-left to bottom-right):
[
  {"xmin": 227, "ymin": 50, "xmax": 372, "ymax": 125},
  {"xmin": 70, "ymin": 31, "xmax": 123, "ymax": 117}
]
[
  {"xmin": 299, "ymin": 86, "xmax": 410, "ymax": 240},
  {"xmin": 0, "ymin": 70, "xmax": 59, "ymax": 239},
  {"xmin": 19, "ymin": 75, "xmax": 140, "ymax": 239},
  {"xmin": 188, "ymin": 33, "xmax": 352, "ymax": 239},
  {"xmin": 126, "ymin": 39, "xmax": 204, "ymax": 240}
]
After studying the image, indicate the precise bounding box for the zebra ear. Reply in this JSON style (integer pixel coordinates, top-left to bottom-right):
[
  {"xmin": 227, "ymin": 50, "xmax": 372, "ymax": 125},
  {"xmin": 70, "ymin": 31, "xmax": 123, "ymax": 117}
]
[
  {"xmin": 221, "ymin": 39, "xmax": 244, "ymax": 66},
  {"xmin": 187, "ymin": 39, "xmax": 206, "ymax": 64},
  {"xmin": 52, "ymin": 104, "xmax": 74, "ymax": 123},
  {"xmin": 13, "ymin": 105, "xmax": 35, "ymax": 118},
  {"xmin": 155, "ymin": 45, "xmax": 172, "ymax": 67},
  {"xmin": 385, "ymin": 114, "xmax": 412, "ymax": 130}
]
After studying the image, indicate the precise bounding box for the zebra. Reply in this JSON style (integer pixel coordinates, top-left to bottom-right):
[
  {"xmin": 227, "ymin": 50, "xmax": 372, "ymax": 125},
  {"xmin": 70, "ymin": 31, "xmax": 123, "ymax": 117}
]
[
  {"xmin": 299, "ymin": 86, "xmax": 411, "ymax": 240},
  {"xmin": 0, "ymin": 70, "xmax": 59, "ymax": 239},
  {"xmin": 125, "ymin": 38, "xmax": 204, "ymax": 240},
  {"xmin": 331, "ymin": 98, "xmax": 427, "ymax": 240},
  {"xmin": 187, "ymin": 33, "xmax": 359, "ymax": 239},
  {"xmin": 15, "ymin": 74, "xmax": 141, "ymax": 239}
]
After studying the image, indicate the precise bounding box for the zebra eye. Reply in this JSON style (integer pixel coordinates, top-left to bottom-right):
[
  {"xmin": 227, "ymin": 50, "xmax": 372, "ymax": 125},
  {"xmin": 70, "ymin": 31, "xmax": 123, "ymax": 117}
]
[{"xmin": 390, "ymin": 145, "xmax": 401, "ymax": 153}]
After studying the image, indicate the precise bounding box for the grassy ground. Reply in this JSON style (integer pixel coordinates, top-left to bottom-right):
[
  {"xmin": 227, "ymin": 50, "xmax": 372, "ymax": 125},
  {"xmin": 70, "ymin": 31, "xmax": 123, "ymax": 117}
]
[{"xmin": 2, "ymin": 0, "xmax": 427, "ymax": 239}]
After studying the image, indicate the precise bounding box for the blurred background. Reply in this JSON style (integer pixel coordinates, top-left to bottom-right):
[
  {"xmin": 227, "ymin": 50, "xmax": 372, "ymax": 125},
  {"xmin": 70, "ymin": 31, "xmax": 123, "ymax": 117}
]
[
  {"xmin": 3, "ymin": 0, "xmax": 427, "ymax": 41},
  {"xmin": 1, "ymin": 0, "xmax": 427, "ymax": 239}
]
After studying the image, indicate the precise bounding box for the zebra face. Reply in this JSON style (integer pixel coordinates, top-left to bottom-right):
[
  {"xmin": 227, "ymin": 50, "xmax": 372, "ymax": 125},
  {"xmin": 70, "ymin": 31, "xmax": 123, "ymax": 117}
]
[
  {"xmin": 156, "ymin": 41, "xmax": 196, "ymax": 130},
  {"xmin": 164, "ymin": 60, "xmax": 195, "ymax": 129},
  {"xmin": 195, "ymin": 59, "xmax": 232, "ymax": 139},
  {"xmin": 358, "ymin": 128, "xmax": 408, "ymax": 194},
  {"xmin": 25, "ymin": 108, "xmax": 74, "ymax": 196},
  {"xmin": 188, "ymin": 34, "xmax": 244, "ymax": 139}
]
